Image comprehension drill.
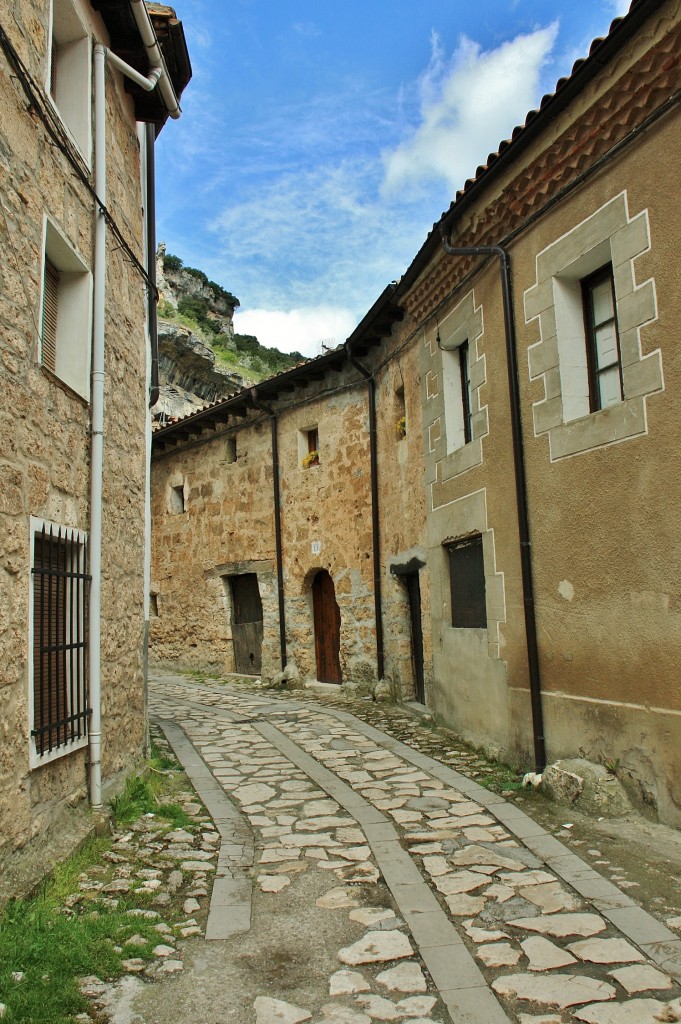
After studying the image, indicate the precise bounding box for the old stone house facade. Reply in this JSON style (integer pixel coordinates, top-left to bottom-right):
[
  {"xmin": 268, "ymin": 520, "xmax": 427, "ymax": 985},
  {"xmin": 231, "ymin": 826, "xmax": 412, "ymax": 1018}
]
[
  {"xmin": 0, "ymin": 0, "xmax": 190, "ymax": 859},
  {"xmin": 151, "ymin": 290, "xmax": 432, "ymax": 704},
  {"xmin": 151, "ymin": 0, "xmax": 680, "ymax": 824}
]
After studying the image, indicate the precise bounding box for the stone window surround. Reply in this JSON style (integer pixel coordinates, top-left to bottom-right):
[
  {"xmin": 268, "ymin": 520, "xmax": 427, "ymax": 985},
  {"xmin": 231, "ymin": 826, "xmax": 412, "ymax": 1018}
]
[
  {"xmin": 524, "ymin": 192, "xmax": 662, "ymax": 461},
  {"xmin": 47, "ymin": 0, "xmax": 92, "ymax": 164},
  {"xmin": 28, "ymin": 516, "xmax": 89, "ymax": 769},
  {"xmin": 167, "ymin": 477, "xmax": 186, "ymax": 514},
  {"xmin": 41, "ymin": 215, "xmax": 92, "ymax": 402},
  {"xmin": 430, "ymin": 289, "xmax": 488, "ymax": 480},
  {"xmin": 438, "ymin": 488, "xmax": 506, "ymax": 660}
]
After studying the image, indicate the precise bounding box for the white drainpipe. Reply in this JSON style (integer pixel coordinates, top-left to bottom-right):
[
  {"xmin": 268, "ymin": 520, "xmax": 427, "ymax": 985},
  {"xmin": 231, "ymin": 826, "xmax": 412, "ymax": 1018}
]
[{"xmin": 89, "ymin": 9, "xmax": 180, "ymax": 808}]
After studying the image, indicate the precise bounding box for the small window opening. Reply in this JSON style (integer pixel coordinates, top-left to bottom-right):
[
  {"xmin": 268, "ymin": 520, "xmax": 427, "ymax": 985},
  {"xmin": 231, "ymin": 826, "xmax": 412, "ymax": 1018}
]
[
  {"xmin": 169, "ymin": 484, "xmax": 185, "ymax": 514},
  {"xmin": 150, "ymin": 593, "xmax": 159, "ymax": 618},
  {"xmin": 302, "ymin": 427, "xmax": 319, "ymax": 467},
  {"xmin": 395, "ymin": 384, "xmax": 406, "ymax": 439},
  {"xmin": 225, "ymin": 437, "xmax": 237, "ymax": 464},
  {"xmin": 446, "ymin": 534, "xmax": 486, "ymax": 628}
]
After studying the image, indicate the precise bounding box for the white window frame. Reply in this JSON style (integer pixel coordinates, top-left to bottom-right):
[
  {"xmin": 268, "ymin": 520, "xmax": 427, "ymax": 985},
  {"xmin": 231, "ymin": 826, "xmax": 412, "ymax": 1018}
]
[
  {"xmin": 525, "ymin": 193, "xmax": 662, "ymax": 460},
  {"xmin": 28, "ymin": 516, "xmax": 89, "ymax": 768},
  {"xmin": 433, "ymin": 290, "xmax": 487, "ymax": 477},
  {"xmin": 47, "ymin": 0, "xmax": 92, "ymax": 162},
  {"xmin": 40, "ymin": 216, "xmax": 92, "ymax": 401}
]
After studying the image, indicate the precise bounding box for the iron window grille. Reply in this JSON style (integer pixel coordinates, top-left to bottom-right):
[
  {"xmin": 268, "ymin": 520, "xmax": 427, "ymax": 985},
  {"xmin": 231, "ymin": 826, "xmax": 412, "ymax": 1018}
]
[
  {"xmin": 30, "ymin": 520, "xmax": 91, "ymax": 762},
  {"xmin": 582, "ymin": 265, "xmax": 624, "ymax": 412},
  {"xmin": 446, "ymin": 534, "xmax": 487, "ymax": 629}
]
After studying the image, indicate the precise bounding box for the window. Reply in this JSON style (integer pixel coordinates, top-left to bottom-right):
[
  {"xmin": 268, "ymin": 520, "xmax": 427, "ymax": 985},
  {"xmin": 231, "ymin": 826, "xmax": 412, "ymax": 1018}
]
[
  {"xmin": 525, "ymin": 193, "xmax": 662, "ymax": 460},
  {"xmin": 169, "ymin": 484, "xmax": 185, "ymax": 513},
  {"xmin": 299, "ymin": 426, "xmax": 320, "ymax": 467},
  {"xmin": 41, "ymin": 218, "xmax": 92, "ymax": 400},
  {"xmin": 225, "ymin": 437, "xmax": 237, "ymax": 464},
  {"xmin": 582, "ymin": 266, "xmax": 623, "ymax": 411},
  {"xmin": 29, "ymin": 519, "xmax": 90, "ymax": 766},
  {"xmin": 432, "ymin": 290, "xmax": 487, "ymax": 477},
  {"xmin": 446, "ymin": 535, "xmax": 487, "ymax": 629},
  {"xmin": 395, "ymin": 384, "xmax": 406, "ymax": 439},
  {"xmin": 48, "ymin": 0, "xmax": 91, "ymax": 158}
]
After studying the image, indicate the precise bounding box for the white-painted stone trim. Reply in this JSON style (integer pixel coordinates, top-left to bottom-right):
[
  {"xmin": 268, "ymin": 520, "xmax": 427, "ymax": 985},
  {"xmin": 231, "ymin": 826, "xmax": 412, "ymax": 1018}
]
[
  {"xmin": 433, "ymin": 290, "xmax": 487, "ymax": 477},
  {"xmin": 524, "ymin": 193, "xmax": 662, "ymax": 461},
  {"xmin": 437, "ymin": 489, "xmax": 506, "ymax": 658}
]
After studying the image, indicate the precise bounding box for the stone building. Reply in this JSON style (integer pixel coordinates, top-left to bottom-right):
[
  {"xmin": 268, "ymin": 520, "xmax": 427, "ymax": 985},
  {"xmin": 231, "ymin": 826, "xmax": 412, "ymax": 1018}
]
[
  {"xmin": 401, "ymin": 0, "xmax": 681, "ymax": 824},
  {"xmin": 151, "ymin": 0, "xmax": 681, "ymax": 825},
  {"xmin": 151, "ymin": 288, "xmax": 432, "ymax": 703},
  {"xmin": 0, "ymin": 0, "xmax": 190, "ymax": 859}
]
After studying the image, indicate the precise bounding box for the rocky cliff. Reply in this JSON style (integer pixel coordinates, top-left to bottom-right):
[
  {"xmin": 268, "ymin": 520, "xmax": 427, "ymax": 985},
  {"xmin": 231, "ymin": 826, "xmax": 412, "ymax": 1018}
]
[{"xmin": 154, "ymin": 244, "xmax": 243, "ymax": 421}]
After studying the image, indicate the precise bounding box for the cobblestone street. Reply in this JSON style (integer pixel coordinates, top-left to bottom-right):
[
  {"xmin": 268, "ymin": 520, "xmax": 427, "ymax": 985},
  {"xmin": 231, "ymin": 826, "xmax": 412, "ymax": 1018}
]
[{"xmin": 131, "ymin": 671, "xmax": 681, "ymax": 1024}]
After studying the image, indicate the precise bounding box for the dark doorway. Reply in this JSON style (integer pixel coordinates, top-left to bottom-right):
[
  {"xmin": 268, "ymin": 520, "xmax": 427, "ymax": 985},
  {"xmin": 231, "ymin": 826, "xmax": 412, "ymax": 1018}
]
[
  {"xmin": 312, "ymin": 569, "xmax": 341, "ymax": 684},
  {"xmin": 228, "ymin": 574, "xmax": 263, "ymax": 675},
  {"xmin": 391, "ymin": 560, "xmax": 425, "ymax": 704},
  {"xmin": 404, "ymin": 572, "xmax": 425, "ymax": 703}
]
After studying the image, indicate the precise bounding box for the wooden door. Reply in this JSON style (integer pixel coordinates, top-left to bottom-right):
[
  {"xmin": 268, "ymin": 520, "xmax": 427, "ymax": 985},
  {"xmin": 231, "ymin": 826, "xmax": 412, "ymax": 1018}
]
[
  {"xmin": 405, "ymin": 572, "xmax": 425, "ymax": 703},
  {"xmin": 229, "ymin": 574, "xmax": 263, "ymax": 675},
  {"xmin": 312, "ymin": 570, "xmax": 341, "ymax": 684}
]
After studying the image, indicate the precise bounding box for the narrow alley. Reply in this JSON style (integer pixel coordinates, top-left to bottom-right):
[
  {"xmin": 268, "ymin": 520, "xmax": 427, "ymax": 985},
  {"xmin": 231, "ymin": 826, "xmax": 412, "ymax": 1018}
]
[{"xmin": 122, "ymin": 671, "xmax": 681, "ymax": 1024}]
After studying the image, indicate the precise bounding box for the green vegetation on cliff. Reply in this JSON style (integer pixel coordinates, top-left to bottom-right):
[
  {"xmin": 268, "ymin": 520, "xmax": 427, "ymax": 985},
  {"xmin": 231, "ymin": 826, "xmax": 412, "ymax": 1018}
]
[{"xmin": 160, "ymin": 254, "xmax": 305, "ymax": 382}]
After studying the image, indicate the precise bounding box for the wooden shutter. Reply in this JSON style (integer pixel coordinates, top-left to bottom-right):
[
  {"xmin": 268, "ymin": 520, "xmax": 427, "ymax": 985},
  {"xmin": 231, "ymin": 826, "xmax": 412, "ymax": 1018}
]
[
  {"xmin": 447, "ymin": 535, "xmax": 487, "ymax": 628},
  {"xmin": 42, "ymin": 259, "xmax": 59, "ymax": 372}
]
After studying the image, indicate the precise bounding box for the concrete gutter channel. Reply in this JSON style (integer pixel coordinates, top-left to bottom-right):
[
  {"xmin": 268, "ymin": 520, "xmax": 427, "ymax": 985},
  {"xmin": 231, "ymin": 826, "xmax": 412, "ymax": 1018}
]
[{"xmin": 152, "ymin": 692, "xmax": 681, "ymax": 1023}]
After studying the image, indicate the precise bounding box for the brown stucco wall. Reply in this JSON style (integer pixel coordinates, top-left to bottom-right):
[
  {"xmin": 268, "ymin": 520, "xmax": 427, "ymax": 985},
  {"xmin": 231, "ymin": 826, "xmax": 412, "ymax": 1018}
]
[
  {"xmin": 409, "ymin": 1, "xmax": 681, "ymax": 823},
  {"xmin": 0, "ymin": 1, "xmax": 149, "ymax": 857}
]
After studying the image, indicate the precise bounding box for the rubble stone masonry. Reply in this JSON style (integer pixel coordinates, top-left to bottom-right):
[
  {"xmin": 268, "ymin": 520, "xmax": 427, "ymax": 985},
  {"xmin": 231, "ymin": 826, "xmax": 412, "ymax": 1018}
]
[{"xmin": 0, "ymin": 1, "xmax": 149, "ymax": 856}]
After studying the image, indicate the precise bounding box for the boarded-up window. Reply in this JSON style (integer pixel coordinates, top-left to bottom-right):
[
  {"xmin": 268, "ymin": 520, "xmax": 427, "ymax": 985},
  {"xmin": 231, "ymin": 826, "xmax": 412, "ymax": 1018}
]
[
  {"xmin": 32, "ymin": 522, "xmax": 90, "ymax": 758},
  {"xmin": 446, "ymin": 535, "xmax": 487, "ymax": 628},
  {"xmin": 42, "ymin": 259, "xmax": 59, "ymax": 372}
]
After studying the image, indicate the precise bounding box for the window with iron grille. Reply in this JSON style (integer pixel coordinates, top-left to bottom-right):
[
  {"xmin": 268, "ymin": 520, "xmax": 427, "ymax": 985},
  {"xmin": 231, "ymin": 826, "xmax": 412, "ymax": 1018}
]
[
  {"xmin": 30, "ymin": 519, "xmax": 91, "ymax": 765},
  {"xmin": 446, "ymin": 534, "xmax": 487, "ymax": 629}
]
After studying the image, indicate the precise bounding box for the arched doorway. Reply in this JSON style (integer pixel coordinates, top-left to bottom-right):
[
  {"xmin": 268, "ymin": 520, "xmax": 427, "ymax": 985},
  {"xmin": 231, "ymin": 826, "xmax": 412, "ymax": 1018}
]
[{"xmin": 312, "ymin": 570, "xmax": 341, "ymax": 684}]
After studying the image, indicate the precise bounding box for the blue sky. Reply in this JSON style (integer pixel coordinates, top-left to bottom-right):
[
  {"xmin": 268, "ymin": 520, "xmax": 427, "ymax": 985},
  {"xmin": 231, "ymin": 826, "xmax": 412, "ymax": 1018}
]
[{"xmin": 156, "ymin": 0, "xmax": 630, "ymax": 357}]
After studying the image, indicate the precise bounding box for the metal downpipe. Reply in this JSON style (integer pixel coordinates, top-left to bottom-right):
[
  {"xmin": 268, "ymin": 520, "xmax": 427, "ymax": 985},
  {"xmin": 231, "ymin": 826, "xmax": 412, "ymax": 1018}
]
[
  {"xmin": 440, "ymin": 237, "xmax": 546, "ymax": 771},
  {"xmin": 250, "ymin": 391, "xmax": 287, "ymax": 670},
  {"xmin": 344, "ymin": 344, "xmax": 385, "ymax": 681},
  {"xmin": 88, "ymin": 43, "xmax": 107, "ymax": 807},
  {"xmin": 145, "ymin": 124, "xmax": 159, "ymax": 408}
]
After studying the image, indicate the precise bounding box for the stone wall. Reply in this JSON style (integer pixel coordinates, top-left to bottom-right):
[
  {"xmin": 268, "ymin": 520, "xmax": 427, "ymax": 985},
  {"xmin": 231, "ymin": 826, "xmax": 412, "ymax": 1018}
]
[
  {"xmin": 412, "ymin": 1, "xmax": 681, "ymax": 823},
  {"xmin": 150, "ymin": 329, "xmax": 431, "ymax": 701},
  {"xmin": 0, "ymin": 1, "xmax": 149, "ymax": 857}
]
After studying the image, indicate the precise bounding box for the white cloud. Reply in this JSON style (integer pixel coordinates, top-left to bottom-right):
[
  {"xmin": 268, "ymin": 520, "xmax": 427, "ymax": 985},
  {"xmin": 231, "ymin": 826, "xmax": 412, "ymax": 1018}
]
[
  {"xmin": 382, "ymin": 23, "xmax": 559, "ymax": 196},
  {"xmin": 608, "ymin": 0, "xmax": 631, "ymax": 15},
  {"xmin": 234, "ymin": 306, "xmax": 358, "ymax": 359}
]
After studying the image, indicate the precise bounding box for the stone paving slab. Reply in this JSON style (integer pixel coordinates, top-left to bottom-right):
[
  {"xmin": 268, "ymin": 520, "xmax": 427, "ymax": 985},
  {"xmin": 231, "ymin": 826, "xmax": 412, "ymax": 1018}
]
[
  {"xmin": 149, "ymin": 675, "xmax": 681, "ymax": 1024},
  {"xmin": 155, "ymin": 718, "xmax": 254, "ymax": 942}
]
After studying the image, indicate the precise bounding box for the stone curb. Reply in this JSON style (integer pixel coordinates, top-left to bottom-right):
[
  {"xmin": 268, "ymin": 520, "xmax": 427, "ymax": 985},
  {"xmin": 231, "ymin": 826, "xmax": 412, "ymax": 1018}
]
[
  {"xmin": 154, "ymin": 717, "xmax": 254, "ymax": 942},
  {"xmin": 152, "ymin": 684, "xmax": 681, "ymax": 983}
]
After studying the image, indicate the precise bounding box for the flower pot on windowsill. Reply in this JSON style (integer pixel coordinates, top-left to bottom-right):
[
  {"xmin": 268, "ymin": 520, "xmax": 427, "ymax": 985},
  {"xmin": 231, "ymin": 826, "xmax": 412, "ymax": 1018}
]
[{"xmin": 302, "ymin": 450, "xmax": 319, "ymax": 468}]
